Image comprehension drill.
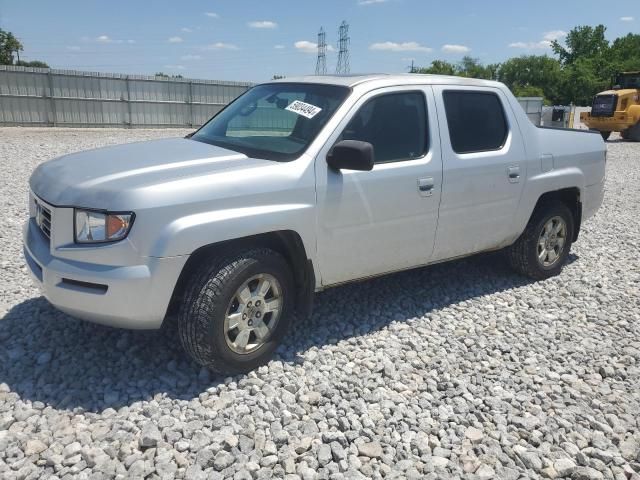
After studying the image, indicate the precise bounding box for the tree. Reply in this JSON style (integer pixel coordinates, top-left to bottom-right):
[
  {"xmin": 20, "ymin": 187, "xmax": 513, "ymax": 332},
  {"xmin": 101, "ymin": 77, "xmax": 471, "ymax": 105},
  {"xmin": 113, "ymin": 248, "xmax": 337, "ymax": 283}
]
[
  {"xmin": 510, "ymin": 85, "xmax": 545, "ymax": 99},
  {"xmin": 416, "ymin": 57, "xmax": 498, "ymax": 79},
  {"xmin": 559, "ymin": 58, "xmax": 609, "ymax": 105},
  {"xmin": 0, "ymin": 28, "xmax": 23, "ymax": 65},
  {"xmin": 458, "ymin": 56, "xmax": 499, "ymax": 80},
  {"xmin": 15, "ymin": 60, "xmax": 49, "ymax": 68},
  {"xmin": 497, "ymin": 55, "xmax": 563, "ymax": 104},
  {"xmin": 155, "ymin": 72, "xmax": 183, "ymax": 79},
  {"xmin": 551, "ymin": 25, "xmax": 609, "ymax": 67},
  {"xmin": 416, "ymin": 60, "xmax": 457, "ymax": 76},
  {"xmin": 609, "ymin": 33, "xmax": 640, "ymax": 74}
]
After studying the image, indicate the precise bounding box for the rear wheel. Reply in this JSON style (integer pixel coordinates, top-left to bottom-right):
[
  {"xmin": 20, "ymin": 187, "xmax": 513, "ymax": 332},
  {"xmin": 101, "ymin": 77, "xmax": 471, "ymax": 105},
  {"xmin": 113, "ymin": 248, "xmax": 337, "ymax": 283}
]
[
  {"xmin": 600, "ymin": 131, "xmax": 611, "ymax": 141},
  {"xmin": 178, "ymin": 248, "xmax": 294, "ymax": 373},
  {"xmin": 507, "ymin": 202, "xmax": 574, "ymax": 280}
]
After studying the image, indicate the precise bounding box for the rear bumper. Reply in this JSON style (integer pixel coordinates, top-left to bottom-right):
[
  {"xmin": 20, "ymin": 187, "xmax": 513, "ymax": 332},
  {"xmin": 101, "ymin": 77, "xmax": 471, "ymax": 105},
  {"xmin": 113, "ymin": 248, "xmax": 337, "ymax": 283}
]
[{"xmin": 23, "ymin": 219, "xmax": 188, "ymax": 329}]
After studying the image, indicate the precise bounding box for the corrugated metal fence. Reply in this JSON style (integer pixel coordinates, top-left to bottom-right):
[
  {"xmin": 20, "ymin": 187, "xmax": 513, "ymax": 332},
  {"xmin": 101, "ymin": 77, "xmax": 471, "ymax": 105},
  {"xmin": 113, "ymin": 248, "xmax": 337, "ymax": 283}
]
[
  {"xmin": 0, "ymin": 65, "xmax": 252, "ymax": 127},
  {"xmin": 516, "ymin": 97, "xmax": 543, "ymax": 126},
  {"xmin": 2, "ymin": 66, "xmax": 547, "ymax": 129}
]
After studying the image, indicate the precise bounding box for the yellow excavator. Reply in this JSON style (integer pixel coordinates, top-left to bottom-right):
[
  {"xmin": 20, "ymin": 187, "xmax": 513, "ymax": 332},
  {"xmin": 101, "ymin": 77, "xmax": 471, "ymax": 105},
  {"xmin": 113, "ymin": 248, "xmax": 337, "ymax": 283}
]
[{"xmin": 580, "ymin": 71, "xmax": 640, "ymax": 141}]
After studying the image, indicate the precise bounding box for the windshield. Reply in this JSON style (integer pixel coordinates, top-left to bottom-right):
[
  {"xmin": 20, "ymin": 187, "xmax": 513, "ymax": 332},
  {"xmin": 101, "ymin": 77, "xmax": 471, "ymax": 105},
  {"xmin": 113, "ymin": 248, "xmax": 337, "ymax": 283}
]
[
  {"xmin": 191, "ymin": 83, "xmax": 351, "ymax": 161},
  {"xmin": 615, "ymin": 73, "xmax": 640, "ymax": 89}
]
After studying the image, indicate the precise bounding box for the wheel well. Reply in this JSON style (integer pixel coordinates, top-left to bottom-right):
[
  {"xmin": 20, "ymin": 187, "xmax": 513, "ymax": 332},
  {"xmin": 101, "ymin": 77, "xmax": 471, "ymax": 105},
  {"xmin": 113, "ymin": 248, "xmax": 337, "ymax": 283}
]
[
  {"xmin": 164, "ymin": 231, "xmax": 314, "ymax": 326},
  {"xmin": 533, "ymin": 187, "xmax": 582, "ymax": 241}
]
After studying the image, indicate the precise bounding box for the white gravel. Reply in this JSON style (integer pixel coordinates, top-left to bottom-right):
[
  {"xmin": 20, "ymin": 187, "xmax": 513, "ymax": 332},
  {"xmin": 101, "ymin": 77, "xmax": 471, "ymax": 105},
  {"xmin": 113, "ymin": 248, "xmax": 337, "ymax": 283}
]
[{"xmin": 0, "ymin": 127, "xmax": 639, "ymax": 480}]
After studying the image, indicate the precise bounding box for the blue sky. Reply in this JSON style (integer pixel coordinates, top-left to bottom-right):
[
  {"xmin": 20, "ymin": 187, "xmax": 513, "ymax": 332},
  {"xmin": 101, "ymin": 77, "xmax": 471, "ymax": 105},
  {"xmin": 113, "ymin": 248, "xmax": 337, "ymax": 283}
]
[{"xmin": 1, "ymin": 0, "xmax": 637, "ymax": 82}]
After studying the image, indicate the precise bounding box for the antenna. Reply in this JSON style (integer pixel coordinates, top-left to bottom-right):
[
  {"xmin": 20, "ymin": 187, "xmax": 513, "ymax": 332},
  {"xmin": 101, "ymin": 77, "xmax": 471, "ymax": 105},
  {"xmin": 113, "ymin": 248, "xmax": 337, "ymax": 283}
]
[
  {"xmin": 315, "ymin": 27, "xmax": 327, "ymax": 75},
  {"xmin": 335, "ymin": 21, "xmax": 350, "ymax": 75}
]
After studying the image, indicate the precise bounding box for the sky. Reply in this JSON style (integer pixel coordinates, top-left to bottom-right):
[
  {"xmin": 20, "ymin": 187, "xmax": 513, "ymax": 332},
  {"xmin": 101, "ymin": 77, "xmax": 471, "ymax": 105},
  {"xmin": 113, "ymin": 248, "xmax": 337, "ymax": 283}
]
[{"xmin": 1, "ymin": 0, "xmax": 637, "ymax": 83}]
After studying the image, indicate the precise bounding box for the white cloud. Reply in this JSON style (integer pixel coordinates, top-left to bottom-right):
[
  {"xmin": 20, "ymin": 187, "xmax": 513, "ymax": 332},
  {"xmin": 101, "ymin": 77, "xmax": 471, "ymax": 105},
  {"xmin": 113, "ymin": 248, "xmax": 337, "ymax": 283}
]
[
  {"xmin": 542, "ymin": 30, "xmax": 567, "ymax": 41},
  {"xmin": 168, "ymin": 36, "xmax": 183, "ymax": 43},
  {"xmin": 358, "ymin": 0, "xmax": 388, "ymax": 5},
  {"xmin": 181, "ymin": 27, "xmax": 193, "ymax": 33},
  {"xmin": 369, "ymin": 41, "xmax": 432, "ymax": 52},
  {"xmin": 294, "ymin": 40, "xmax": 335, "ymax": 53},
  {"xmin": 620, "ymin": 16, "xmax": 634, "ymax": 22},
  {"xmin": 164, "ymin": 65, "xmax": 185, "ymax": 70},
  {"xmin": 442, "ymin": 44, "xmax": 470, "ymax": 54},
  {"xmin": 248, "ymin": 20, "xmax": 278, "ymax": 29},
  {"xmin": 204, "ymin": 12, "xmax": 219, "ymax": 18},
  {"xmin": 295, "ymin": 40, "xmax": 319, "ymax": 53},
  {"xmin": 274, "ymin": 45, "xmax": 285, "ymax": 49},
  {"xmin": 509, "ymin": 30, "xmax": 566, "ymax": 50},
  {"xmin": 181, "ymin": 54, "xmax": 202, "ymax": 61},
  {"xmin": 202, "ymin": 42, "xmax": 239, "ymax": 50},
  {"xmin": 93, "ymin": 35, "xmax": 133, "ymax": 45},
  {"xmin": 508, "ymin": 41, "xmax": 548, "ymax": 49}
]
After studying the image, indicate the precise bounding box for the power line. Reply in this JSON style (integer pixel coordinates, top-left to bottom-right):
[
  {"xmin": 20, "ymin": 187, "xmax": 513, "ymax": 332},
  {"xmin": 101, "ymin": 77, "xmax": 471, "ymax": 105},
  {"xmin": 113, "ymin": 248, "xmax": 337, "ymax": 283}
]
[
  {"xmin": 315, "ymin": 27, "xmax": 326, "ymax": 75},
  {"xmin": 335, "ymin": 21, "xmax": 350, "ymax": 75}
]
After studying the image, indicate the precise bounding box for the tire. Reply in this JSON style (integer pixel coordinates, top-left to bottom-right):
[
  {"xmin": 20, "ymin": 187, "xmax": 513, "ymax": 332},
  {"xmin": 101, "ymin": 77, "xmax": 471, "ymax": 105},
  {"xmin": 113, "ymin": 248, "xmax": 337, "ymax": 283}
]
[
  {"xmin": 600, "ymin": 131, "xmax": 611, "ymax": 141},
  {"xmin": 178, "ymin": 248, "xmax": 295, "ymax": 374},
  {"xmin": 507, "ymin": 202, "xmax": 574, "ymax": 280},
  {"xmin": 627, "ymin": 122, "xmax": 640, "ymax": 142},
  {"xmin": 621, "ymin": 129, "xmax": 630, "ymax": 140}
]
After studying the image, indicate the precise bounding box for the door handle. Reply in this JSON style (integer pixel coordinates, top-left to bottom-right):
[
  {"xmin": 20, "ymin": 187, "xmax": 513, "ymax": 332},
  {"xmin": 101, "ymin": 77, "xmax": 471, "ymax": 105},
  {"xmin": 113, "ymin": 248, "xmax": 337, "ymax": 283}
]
[
  {"xmin": 507, "ymin": 166, "xmax": 520, "ymax": 183},
  {"xmin": 417, "ymin": 177, "xmax": 435, "ymax": 196}
]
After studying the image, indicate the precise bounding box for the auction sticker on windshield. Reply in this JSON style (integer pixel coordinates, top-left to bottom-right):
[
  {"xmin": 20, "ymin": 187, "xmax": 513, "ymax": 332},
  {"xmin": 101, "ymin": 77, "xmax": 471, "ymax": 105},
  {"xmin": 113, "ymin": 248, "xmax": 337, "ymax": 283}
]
[{"xmin": 285, "ymin": 100, "xmax": 322, "ymax": 119}]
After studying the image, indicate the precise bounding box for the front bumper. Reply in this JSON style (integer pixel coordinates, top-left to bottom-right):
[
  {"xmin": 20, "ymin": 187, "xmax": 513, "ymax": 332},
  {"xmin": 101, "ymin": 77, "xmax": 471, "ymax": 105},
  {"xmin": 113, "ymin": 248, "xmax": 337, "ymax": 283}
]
[
  {"xmin": 580, "ymin": 112, "xmax": 637, "ymax": 132},
  {"xmin": 23, "ymin": 218, "xmax": 188, "ymax": 329}
]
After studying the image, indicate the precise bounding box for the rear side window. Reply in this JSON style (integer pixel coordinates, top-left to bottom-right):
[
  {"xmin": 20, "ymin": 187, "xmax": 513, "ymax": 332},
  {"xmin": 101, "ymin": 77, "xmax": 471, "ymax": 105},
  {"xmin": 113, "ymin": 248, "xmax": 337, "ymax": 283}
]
[
  {"xmin": 340, "ymin": 91, "xmax": 428, "ymax": 164},
  {"xmin": 443, "ymin": 91, "xmax": 508, "ymax": 154}
]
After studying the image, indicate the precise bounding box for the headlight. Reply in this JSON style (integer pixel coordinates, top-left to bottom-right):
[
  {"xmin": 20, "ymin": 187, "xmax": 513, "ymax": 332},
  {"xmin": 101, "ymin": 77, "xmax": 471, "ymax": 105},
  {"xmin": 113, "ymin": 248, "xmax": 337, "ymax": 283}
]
[{"xmin": 74, "ymin": 209, "xmax": 134, "ymax": 244}]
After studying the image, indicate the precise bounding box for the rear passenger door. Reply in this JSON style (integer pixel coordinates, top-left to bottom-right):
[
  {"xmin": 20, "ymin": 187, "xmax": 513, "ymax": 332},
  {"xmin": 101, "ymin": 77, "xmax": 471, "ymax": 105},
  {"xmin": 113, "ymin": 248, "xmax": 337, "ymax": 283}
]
[
  {"xmin": 315, "ymin": 87, "xmax": 442, "ymax": 286},
  {"xmin": 431, "ymin": 86, "xmax": 526, "ymax": 261}
]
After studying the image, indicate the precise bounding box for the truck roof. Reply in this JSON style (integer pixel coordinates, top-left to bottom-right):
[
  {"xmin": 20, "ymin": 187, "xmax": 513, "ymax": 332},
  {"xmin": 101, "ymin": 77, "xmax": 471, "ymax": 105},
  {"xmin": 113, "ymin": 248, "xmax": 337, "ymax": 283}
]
[{"xmin": 267, "ymin": 73, "xmax": 503, "ymax": 89}]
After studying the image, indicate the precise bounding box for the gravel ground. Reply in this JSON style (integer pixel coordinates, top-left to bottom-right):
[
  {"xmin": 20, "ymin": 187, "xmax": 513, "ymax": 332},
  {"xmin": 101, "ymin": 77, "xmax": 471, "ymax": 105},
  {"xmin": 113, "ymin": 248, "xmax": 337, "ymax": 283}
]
[{"xmin": 0, "ymin": 127, "xmax": 639, "ymax": 480}]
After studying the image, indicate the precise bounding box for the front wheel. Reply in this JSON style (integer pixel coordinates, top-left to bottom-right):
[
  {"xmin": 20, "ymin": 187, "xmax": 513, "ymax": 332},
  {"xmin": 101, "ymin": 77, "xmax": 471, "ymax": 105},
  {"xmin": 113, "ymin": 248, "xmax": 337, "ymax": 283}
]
[
  {"xmin": 625, "ymin": 122, "xmax": 640, "ymax": 142},
  {"xmin": 178, "ymin": 248, "xmax": 295, "ymax": 374},
  {"xmin": 507, "ymin": 203, "xmax": 574, "ymax": 280}
]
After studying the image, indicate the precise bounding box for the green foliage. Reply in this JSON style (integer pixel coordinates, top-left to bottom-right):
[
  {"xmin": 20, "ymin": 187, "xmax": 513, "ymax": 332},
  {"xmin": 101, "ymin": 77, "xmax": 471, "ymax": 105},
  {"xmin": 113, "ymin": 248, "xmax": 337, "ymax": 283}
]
[
  {"xmin": 15, "ymin": 60, "xmax": 49, "ymax": 68},
  {"xmin": 551, "ymin": 25, "xmax": 609, "ymax": 66},
  {"xmin": 497, "ymin": 55, "xmax": 563, "ymax": 104},
  {"xmin": 511, "ymin": 84, "xmax": 545, "ymax": 99},
  {"xmin": 416, "ymin": 60, "xmax": 457, "ymax": 76},
  {"xmin": 155, "ymin": 72, "xmax": 183, "ymax": 79},
  {"xmin": 0, "ymin": 28, "xmax": 23, "ymax": 65},
  {"xmin": 416, "ymin": 57, "xmax": 497, "ymax": 79},
  {"xmin": 413, "ymin": 25, "xmax": 640, "ymax": 105},
  {"xmin": 1, "ymin": 28, "xmax": 49, "ymax": 67}
]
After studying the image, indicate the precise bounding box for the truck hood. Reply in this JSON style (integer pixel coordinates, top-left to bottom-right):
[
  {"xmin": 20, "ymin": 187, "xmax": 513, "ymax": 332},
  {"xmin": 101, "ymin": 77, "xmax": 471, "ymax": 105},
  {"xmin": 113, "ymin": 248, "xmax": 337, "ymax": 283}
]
[{"xmin": 30, "ymin": 137, "xmax": 274, "ymax": 209}]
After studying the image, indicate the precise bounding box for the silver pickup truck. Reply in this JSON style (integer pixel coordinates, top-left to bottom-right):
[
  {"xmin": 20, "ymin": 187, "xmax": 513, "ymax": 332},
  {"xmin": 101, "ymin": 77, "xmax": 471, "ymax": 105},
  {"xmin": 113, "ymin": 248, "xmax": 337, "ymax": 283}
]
[{"xmin": 24, "ymin": 74, "xmax": 606, "ymax": 373}]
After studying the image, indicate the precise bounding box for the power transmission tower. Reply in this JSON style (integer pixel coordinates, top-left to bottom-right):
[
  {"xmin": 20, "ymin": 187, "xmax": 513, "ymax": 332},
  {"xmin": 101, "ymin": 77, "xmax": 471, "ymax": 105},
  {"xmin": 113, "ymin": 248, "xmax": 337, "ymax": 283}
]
[
  {"xmin": 315, "ymin": 27, "xmax": 327, "ymax": 75},
  {"xmin": 335, "ymin": 21, "xmax": 350, "ymax": 75}
]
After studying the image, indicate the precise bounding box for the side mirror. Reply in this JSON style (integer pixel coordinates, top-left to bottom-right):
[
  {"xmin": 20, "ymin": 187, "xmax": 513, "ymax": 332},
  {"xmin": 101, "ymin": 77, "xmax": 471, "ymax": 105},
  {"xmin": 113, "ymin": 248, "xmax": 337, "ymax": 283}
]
[{"xmin": 327, "ymin": 140, "xmax": 374, "ymax": 171}]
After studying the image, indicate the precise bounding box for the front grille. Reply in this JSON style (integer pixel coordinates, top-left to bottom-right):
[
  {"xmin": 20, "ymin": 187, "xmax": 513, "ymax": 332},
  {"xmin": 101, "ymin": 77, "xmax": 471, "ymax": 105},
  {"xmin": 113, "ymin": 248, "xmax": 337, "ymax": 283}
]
[
  {"xmin": 591, "ymin": 94, "xmax": 617, "ymax": 117},
  {"xmin": 34, "ymin": 198, "xmax": 52, "ymax": 239}
]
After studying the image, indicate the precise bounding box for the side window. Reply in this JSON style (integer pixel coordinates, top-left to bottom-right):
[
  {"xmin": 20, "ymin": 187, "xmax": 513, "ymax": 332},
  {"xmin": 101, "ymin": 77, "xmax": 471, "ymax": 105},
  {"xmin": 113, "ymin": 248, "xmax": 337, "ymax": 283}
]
[
  {"xmin": 443, "ymin": 91, "xmax": 508, "ymax": 154},
  {"xmin": 340, "ymin": 91, "xmax": 428, "ymax": 164}
]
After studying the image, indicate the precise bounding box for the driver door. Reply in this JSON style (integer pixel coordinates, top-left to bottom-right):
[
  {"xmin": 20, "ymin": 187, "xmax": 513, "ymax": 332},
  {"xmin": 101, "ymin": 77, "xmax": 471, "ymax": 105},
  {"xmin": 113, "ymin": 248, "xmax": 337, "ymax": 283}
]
[{"xmin": 314, "ymin": 86, "xmax": 443, "ymax": 286}]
